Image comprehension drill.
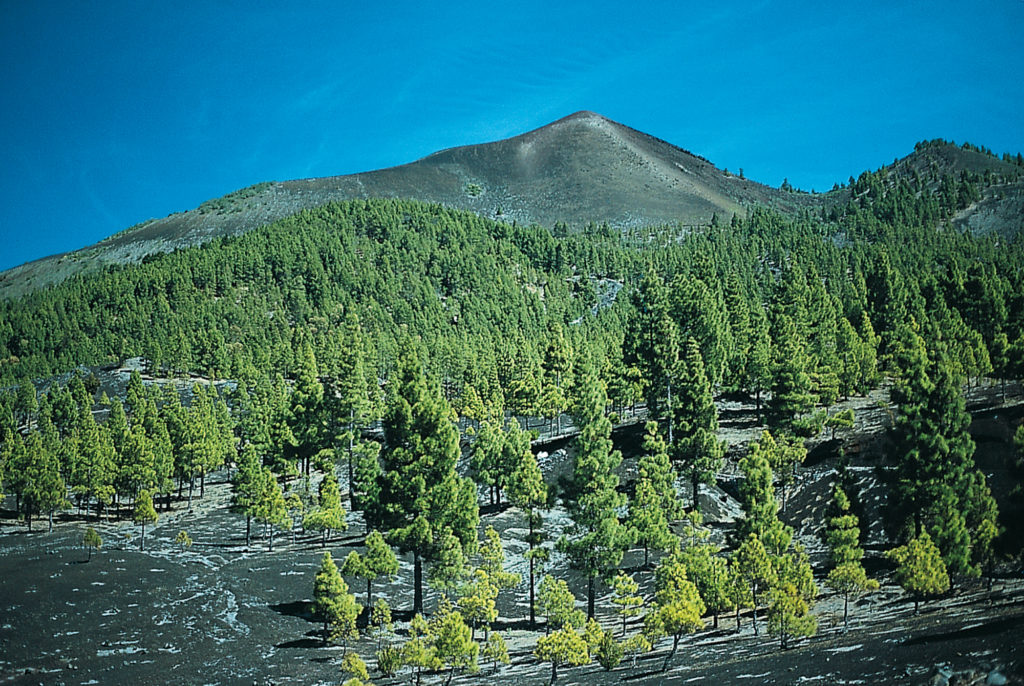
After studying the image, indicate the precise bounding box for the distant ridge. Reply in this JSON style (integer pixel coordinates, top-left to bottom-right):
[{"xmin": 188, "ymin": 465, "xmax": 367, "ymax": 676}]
[{"xmin": 1, "ymin": 112, "xmax": 1020, "ymax": 298}]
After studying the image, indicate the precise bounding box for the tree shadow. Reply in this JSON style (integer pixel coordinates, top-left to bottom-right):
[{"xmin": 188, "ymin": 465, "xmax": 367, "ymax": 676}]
[
  {"xmin": 270, "ymin": 600, "xmax": 315, "ymax": 623},
  {"xmin": 490, "ymin": 617, "xmax": 536, "ymax": 632},
  {"xmin": 479, "ymin": 502, "xmax": 514, "ymax": 517},
  {"xmin": 276, "ymin": 636, "xmax": 323, "ymax": 649}
]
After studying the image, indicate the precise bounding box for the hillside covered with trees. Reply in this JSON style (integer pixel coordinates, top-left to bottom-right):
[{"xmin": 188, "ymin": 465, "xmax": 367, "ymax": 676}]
[{"xmin": 2, "ymin": 142, "xmax": 1024, "ymax": 684}]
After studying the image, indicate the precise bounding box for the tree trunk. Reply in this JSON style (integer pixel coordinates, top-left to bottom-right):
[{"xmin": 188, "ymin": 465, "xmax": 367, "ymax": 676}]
[
  {"xmin": 843, "ymin": 593, "xmax": 849, "ymax": 632},
  {"xmin": 692, "ymin": 476, "xmax": 700, "ymax": 512},
  {"xmin": 550, "ymin": 660, "xmax": 558, "ymax": 684},
  {"xmin": 48, "ymin": 511, "xmax": 54, "ymax": 533},
  {"xmin": 663, "ymin": 633, "xmax": 680, "ymax": 671},
  {"xmin": 200, "ymin": 469, "xmax": 206, "ymax": 498},
  {"xmin": 268, "ymin": 526, "xmax": 274, "ymax": 552},
  {"xmin": 140, "ymin": 523, "xmax": 146, "ymax": 551},
  {"xmin": 187, "ymin": 475, "xmax": 194, "ymax": 510},
  {"xmin": 348, "ymin": 411, "xmax": 356, "ymax": 510},
  {"xmin": 751, "ymin": 587, "xmax": 759, "ymax": 636},
  {"xmin": 245, "ymin": 515, "xmax": 251, "ymax": 548},
  {"xmin": 367, "ymin": 578, "xmax": 373, "ymax": 610},
  {"xmin": 529, "ymin": 546, "xmax": 536, "ymax": 627},
  {"xmin": 667, "ymin": 379, "xmax": 674, "ymax": 445},
  {"xmin": 413, "ymin": 551, "xmax": 423, "ymax": 615},
  {"xmin": 587, "ymin": 574, "xmax": 595, "ymax": 620}
]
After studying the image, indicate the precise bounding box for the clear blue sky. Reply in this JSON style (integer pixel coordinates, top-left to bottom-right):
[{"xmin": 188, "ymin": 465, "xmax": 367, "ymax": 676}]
[{"xmin": 2, "ymin": 1, "xmax": 1022, "ymax": 271}]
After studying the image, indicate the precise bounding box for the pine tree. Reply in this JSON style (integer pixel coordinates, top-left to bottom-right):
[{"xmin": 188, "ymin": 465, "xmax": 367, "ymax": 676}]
[
  {"xmin": 671, "ymin": 338, "xmax": 725, "ymax": 510},
  {"xmin": 610, "ymin": 571, "xmax": 644, "ymax": 637},
  {"xmin": 21, "ymin": 430, "xmax": 68, "ymax": 531},
  {"xmin": 558, "ymin": 358, "xmax": 629, "ymax": 619},
  {"xmin": 540, "ymin": 322, "xmax": 572, "ymax": 436},
  {"xmin": 736, "ymin": 431, "xmax": 780, "ymax": 540},
  {"xmin": 132, "ymin": 490, "xmax": 158, "ymax": 551},
  {"xmin": 288, "ymin": 342, "xmax": 326, "ymax": 476},
  {"xmin": 534, "ymin": 626, "xmax": 589, "ymax": 684},
  {"xmin": 373, "ymin": 340, "xmax": 479, "ymax": 615},
  {"xmin": 428, "ymin": 530, "xmax": 469, "ymax": 595},
  {"xmin": 734, "ymin": 534, "xmax": 775, "ymax": 637},
  {"xmin": 341, "ymin": 529, "xmax": 399, "ymax": 609},
  {"xmin": 887, "ymin": 531, "xmax": 950, "ymax": 612},
  {"xmin": 403, "ymin": 612, "xmax": 442, "ymax": 686},
  {"xmin": 644, "ymin": 552, "xmax": 705, "ymax": 671},
  {"xmin": 83, "ymin": 526, "xmax": 102, "ymax": 561},
  {"xmin": 766, "ymin": 582, "xmax": 816, "ymax": 649},
  {"xmin": 508, "ymin": 448, "xmax": 548, "ymax": 626},
  {"xmin": 303, "ymin": 471, "xmax": 347, "ymax": 547},
  {"xmin": 767, "ymin": 314, "xmax": 819, "ymax": 437},
  {"xmin": 481, "ymin": 631, "xmax": 509, "ymax": 674},
  {"xmin": 255, "ymin": 467, "xmax": 290, "ymax": 551},
  {"xmin": 313, "ymin": 551, "xmax": 361, "ymax": 649},
  {"xmin": 430, "ymin": 596, "xmax": 478, "ymax": 686},
  {"xmin": 330, "ymin": 313, "xmax": 373, "ymax": 510},
  {"xmin": 230, "ymin": 444, "xmax": 262, "ymax": 547},
  {"xmin": 891, "ymin": 326, "xmax": 993, "ymax": 578},
  {"xmin": 537, "ymin": 575, "xmax": 585, "ymax": 632},
  {"xmin": 680, "ymin": 542, "xmax": 735, "ymax": 629}
]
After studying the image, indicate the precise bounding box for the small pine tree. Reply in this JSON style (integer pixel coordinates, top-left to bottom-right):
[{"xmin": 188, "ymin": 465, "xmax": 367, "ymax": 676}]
[
  {"xmin": 481, "ymin": 631, "xmax": 509, "ymax": 674},
  {"xmin": 132, "ymin": 490, "xmax": 158, "ymax": 551},
  {"xmin": 534, "ymin": 626, "xmax": 589, "ymax": 683},
  {"xmin": 83, "ymin": 526, "xmax": 102, "ymax": 561},
  {"xmin": 887, "ymin": 532, "xmax": 950, "ymax": 612},
  {"xmin": 175, "ymin": 530, "xmax": 193, "ymax": 552},
  {"xmin": 610, "ymin": 571, "xmax": 644, "ymax": 636},
  {"xmin": 766, "ymin": 582, "xmax": 817, "ymax": 649},
  {"xmin": 644, "ymin": 553, "xmax": 705, "ymax": 671}
]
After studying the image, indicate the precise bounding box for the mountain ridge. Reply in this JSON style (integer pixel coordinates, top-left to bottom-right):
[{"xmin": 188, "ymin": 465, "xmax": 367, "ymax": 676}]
[{"xmin": 1, "ymin": 112, "xmax": 1020, "ymax": 299}]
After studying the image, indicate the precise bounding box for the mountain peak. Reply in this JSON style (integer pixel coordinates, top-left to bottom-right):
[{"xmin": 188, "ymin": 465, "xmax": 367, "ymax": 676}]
[{"xmin": 0, "ymin": 113, "xmax": 817, "ymax": 296}]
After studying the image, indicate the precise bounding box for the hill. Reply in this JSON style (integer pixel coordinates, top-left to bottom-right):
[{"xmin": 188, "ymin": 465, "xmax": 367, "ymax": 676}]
[{"xmin": 1, "ymin": 113, "xmax": 1021, "ymax": 300}]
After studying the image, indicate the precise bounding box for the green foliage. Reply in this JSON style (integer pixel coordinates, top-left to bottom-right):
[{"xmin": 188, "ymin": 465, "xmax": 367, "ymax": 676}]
[
  {"xmin": 429, "ymin": 596, "xmax": 479, "ymax": 682},
  {"xmin": 375, "ymin": 644, "xmax": 403, "ymax": 678},
  {"xmin": 558, "ymin": 357, "xmax": 629, "ymax": 618},
  {"xmin": 610, "ymin": 572, "xmax": 644, "ymax": 636},
  {"xmin": 887, "ymin": 532, "xmax": 950, "ymax": 610},
  {"xmin": 373, "ymin": 340, "xmax": 478, "ymax": 614},
  {"xmin": 132, "ymin": 490, "xmax": 158, "ymax": 550},
  {"xmin": 83, "ymin": 526, "xmax": 102, "ymax": 560},
  {"xmin": 175, "ymin": 529, "xmax": 193, "ymax": 552},
  {"xmin": 671, "ymin": 338, "xmax": 726, "ymax": 508},
  {"xmin": 534, "ymin": 626, "xmax": 589, "ymax": 683},
  {"xmin": 679, "ymin": 542, "xmax": 735, "ymax": 628},
  {"xmin": 766, "ymin": 582, "xmax": 817, "ymax": 649},
  {"xmin": 508, "ymin": 447, "xmax": 549, "ymax": 626},
  {"xmin": 645, "ymin": 552, "xmax": 705, "ymax": 670},
  {"xmin": 341, "ymin": 652, "xmax": 371, "ymax": 683},
  {"xmin": 481, "ymin": 632, "xmax": 510, "ymax": 674},
  {"xmin": 303, "ymin": 471, "xmax": 347, "ymax": 547},
  {"xmin": 537, "ymin": 575, "xmax": 585, "ymax": 631}
]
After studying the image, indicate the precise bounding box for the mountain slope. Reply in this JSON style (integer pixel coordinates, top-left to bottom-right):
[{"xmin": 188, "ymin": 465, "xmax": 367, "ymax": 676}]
[
  {"xmin": 1, "ymin": 113, "xmax": 1021, "ymax": 299},
  {"xmin": 0, "ymin": 112, "xmax": 805, "ymax": 298}
]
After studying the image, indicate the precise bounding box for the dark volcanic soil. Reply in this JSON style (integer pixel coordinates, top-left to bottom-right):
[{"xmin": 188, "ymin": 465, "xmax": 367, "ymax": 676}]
[{"xmin": 2, "ymin": 383, "xmax": 1024, "ymax": 685}]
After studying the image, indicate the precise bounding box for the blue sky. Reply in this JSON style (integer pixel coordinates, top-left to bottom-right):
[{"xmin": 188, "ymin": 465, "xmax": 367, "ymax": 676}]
[{"xmin": 2, "ymin": 1, "xmax": 1022, "ymax": 271}]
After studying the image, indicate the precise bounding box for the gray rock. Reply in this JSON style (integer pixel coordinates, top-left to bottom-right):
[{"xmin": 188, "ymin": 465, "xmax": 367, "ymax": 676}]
[{"xmin": 986, "ymin": 670, "xmax": 1008, "ymax": 686}]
